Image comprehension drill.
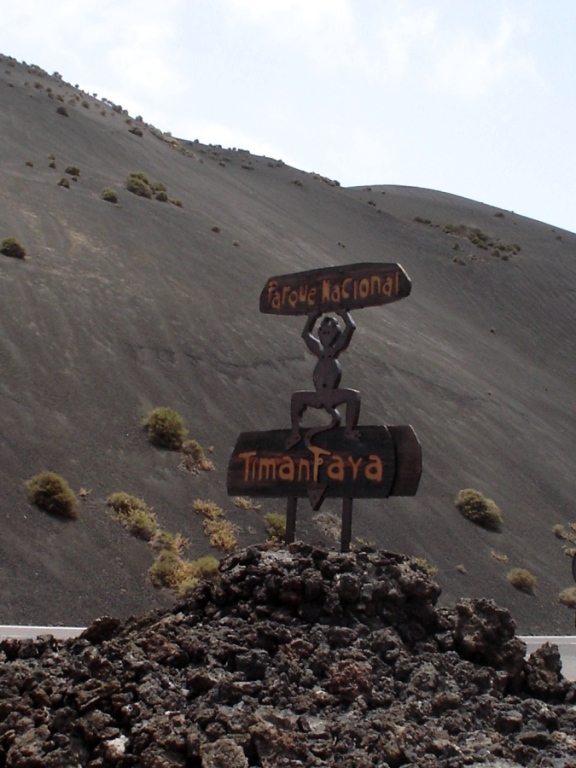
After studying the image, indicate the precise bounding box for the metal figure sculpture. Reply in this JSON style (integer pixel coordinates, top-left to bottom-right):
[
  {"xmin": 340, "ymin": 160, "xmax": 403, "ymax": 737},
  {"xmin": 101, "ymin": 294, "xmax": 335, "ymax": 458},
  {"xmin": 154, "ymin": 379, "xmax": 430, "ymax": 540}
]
[
  {"xmin": 228, "ymin": 262, "xmax": 420, "ymax": 552},
  {"xmin": 285, "ymin": 308, "xmax": 361, "ymax": 449}
]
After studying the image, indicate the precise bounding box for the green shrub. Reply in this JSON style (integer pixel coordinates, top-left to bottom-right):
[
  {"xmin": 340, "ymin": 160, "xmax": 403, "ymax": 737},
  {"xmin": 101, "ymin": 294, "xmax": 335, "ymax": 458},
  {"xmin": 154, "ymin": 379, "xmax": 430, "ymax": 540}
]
[
  {"xmin": 264, "ymin": 512, "xmax": 286, "ymax": 542},
  {"xmin": 26, "ymin": 471, "xmax": 78, "ymax": 519},
  {"xmin": 180, "ymin": 439, "xmax": 214, "ymax": 472},
  {"xmin": 126, "ymin": 173, "xmax": 153, "ymax": 198},
  {"xmin": 181, "ymin": 438, "xmax": 204, "ymax": 462},
  {"xmin": 58, "ymin": 177, "xmax": 70, "ymax": 189},
  {"xmin": 149, "ymin": 549, "xmax": 182, "ymax": 588},
  {"xmin": 507, "ymin": 567, "xmax": 537, "ymax": 594},
  {"xmin": 149, "ymin": 549, "xmax": 219, "ymax": 591},
  {"xmin": 142, "ymin": 407, "xmax": 188, "ymax": 450},
  {"xmin": 175, "ymin": 556, "xmax": 220, "ymax": 598},
  {"xmin": 193, "ymin": 555, "xmax": 220, "ymax": 579},
  {"xmin": 176, "ymin": 575, "xmax": 199, "ymax": 597},
  {"xmin": 455, "ymin": 489, "xmax": 503, "ymax": 531},
  {"xmin": 155, "ymin": 190, "xmax": 168, "ymax": 202},
  {"xmin": 129, "ymin": 171, "xmax": 150, "ymax": 183},
  {"xmin": 100, "ymin": 188, "xmax": 119, "ymax": 204},
  {"xmin": 153, "ymin": 530, "xmax": 189, "ymax": 555},
  {"xmin": 498, "ymin": 241, "xmax": 521, "ymax": 254},
  {"xmin": 128, "ymin": 125, "xmax": 143, "ymax": 137},
  {"xmin": 56, "ymin": 106, "xmax": 68, "ymax": 116},
  {"xmin": 107, "ymin": 492, "xmax": 158, "ymax": 541},
  {"xmin": 1, "ymin": 237, "xmax": 26, "ymax": 260},
  {"xmin": 65, "ymin": 165, "xmax": 80, "ymax": 176}
]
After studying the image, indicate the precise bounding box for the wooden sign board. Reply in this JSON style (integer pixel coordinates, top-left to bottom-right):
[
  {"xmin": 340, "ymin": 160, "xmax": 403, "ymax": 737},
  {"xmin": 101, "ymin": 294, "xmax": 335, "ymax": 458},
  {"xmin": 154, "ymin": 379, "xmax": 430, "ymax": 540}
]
[
  {"xmin": 227, "ymin": 425, "xmax": 421, "ymax": 500},
  {"xmin": 260, "ymin": 262, "xmax": 411, "ymax": 316}
]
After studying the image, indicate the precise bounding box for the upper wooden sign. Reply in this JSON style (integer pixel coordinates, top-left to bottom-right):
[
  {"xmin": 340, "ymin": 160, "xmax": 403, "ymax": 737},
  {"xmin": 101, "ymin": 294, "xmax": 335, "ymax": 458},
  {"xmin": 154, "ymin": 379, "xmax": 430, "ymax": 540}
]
[{"xmin": 260, "ymin": 262, "xmax": 411, "ymax": 316}]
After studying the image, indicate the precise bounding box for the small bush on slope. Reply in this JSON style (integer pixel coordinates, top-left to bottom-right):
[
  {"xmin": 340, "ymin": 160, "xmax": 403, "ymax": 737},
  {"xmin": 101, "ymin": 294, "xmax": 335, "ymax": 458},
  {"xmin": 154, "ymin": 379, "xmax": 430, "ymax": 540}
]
[
  {"xmin": 100, "ymin": 188, "xmax": 119, "ymax": 203},
  {"xmin": 107, "ymin": 493, "xmax": 158, "ymax": 541},
  {"xmin": 142, "ymin": 407, "xmax": 188, "ymax": 450},
  {"xmin": 107, "ymin": 492, "xmax": 219, "ymax": 596},
  {"xmin": 558, "ymin": 586, "xmax": 576, "ymax": 608},
  {"xmin": 1, "ymin": 237, "xmax": 26, "ymax": 259},
  {"xmin": 26, "ymin": 471, "xmax": 78, "ymax": 519},
  {"xmin": 508, "ymin": 567, "xmax": 537, "ymax": 594},
  {"xmin": 455, "ymin": 488, "xmax": 503, "ymax": 532},
  {"xmin": 126, "ymin": 172, "xmax": 153, "ymax": 198},
  {"xmin": 193, "ymin": 499, "xmax": 237, "ymax": 551}
]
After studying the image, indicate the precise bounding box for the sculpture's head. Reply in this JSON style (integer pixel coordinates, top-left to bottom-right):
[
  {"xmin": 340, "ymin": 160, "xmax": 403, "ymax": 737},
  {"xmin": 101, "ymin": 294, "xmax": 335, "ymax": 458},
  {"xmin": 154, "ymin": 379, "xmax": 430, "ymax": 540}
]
[{"xmin": 318, "ymin": 315, "xmax": 339, "ymax": 347}]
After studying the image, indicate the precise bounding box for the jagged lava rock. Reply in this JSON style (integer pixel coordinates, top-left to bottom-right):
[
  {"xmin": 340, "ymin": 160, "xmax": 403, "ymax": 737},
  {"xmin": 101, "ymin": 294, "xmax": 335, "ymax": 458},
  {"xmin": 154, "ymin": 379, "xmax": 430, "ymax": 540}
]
[{"xmin": 0, "ymin": 543, "xmax": 575, "ymax": 767}]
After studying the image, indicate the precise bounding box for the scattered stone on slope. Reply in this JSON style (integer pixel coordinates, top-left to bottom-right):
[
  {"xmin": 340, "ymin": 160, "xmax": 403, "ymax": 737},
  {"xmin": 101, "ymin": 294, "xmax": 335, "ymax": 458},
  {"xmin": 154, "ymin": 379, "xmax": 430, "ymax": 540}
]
[{"xmin": 0, "ymin": 543, "xmax": 575, "ymax": 767}]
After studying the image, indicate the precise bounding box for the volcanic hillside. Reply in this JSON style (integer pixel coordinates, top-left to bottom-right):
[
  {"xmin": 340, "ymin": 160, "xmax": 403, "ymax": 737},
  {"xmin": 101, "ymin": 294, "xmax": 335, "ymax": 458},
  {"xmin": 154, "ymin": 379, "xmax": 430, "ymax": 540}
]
[{"xmin": 0, "ymin": 54, "xmax": 575, "ymax": 633}]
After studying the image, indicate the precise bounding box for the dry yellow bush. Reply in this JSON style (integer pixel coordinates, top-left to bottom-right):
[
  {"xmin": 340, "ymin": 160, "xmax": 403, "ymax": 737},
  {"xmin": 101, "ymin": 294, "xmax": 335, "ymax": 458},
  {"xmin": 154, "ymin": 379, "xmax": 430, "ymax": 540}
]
[
  {"xmin": 107, "ymin": 492, "xmax": 158, "ymax": 541},
  {"xmin": 152, "ymin": 530, "xmax": 189, "ymax": 555},
  {"xmin": 552, "ymin": 524, "xmax": 576, "ymax": 545},
  {"xmin": 558, "ymin": 586, "xmax": 576, "ymax": 608},
  {"xmin": 193, "ymin": 499, "xmax": 223, "ymax": 520},
  {"xmin": 507, "ymin": 567, "xmax": 537, "ymax": 594},
  {"xmin": 204, "ymin": 518, "xmax": 237, "ymax": 551},
  {"xmin": 412, "ymin": 557, "xmax": 438, "ymax": 577},
  {"xmin": 233, "ymin": 496, "xmax": 261, "ymax": 511}
]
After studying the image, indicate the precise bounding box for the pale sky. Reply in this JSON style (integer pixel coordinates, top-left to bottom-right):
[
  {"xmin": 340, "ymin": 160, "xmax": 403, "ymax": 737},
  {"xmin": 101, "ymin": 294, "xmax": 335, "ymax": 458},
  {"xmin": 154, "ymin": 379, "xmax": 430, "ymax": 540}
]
[{"xmin": 2, "ymin": 0, "xmax": 575, "ymax": 233}]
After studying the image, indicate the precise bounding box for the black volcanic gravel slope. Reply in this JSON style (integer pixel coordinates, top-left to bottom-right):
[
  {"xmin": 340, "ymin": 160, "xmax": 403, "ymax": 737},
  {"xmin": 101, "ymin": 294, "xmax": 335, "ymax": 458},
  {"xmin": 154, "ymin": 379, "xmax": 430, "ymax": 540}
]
[
  {"xmin": 1, "ymin": 545, "xmax": 576, "ymax": 767},
  {"xmin": 0, "ymin": 55, "xmax": 576, "ymax": 632}
]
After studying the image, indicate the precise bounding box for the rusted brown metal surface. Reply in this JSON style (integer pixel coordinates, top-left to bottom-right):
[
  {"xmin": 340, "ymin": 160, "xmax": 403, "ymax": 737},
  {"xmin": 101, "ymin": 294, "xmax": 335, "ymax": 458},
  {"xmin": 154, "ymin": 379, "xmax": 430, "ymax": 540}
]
[
  {"xmin": 260, "ymin": 262, "xmax": 411, "ymax": 316},
  {"xmin": 287, "ymin": 308, "xmax": 360, "ymax": 449},
  {"xmin": 227, "ymin": 425, "xmax": 421, "ymax": 499},
  {"xmin": 229, "ymin": 261, "xmax": 419, "ymax": 552}
]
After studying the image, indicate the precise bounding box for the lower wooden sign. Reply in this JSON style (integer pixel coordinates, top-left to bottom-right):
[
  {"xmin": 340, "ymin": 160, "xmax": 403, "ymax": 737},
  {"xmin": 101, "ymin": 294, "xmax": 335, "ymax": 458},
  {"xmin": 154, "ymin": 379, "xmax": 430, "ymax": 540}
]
[{"xmin": 227, "ymin": 425, "xmax": 421, "ymax": 503}]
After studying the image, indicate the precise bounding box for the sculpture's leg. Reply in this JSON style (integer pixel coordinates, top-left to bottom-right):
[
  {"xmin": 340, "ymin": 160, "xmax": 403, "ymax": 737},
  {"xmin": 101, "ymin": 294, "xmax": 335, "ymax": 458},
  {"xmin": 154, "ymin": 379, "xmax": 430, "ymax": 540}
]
[
  {"xmin": 285, "ymin": 393, "xmax": 309, "ymax": 449},
  {"xmin": 304, "ymin": 406, "xmax": 341, "ymax": 447},
  {"xmin": 340, "ymin": 389, "xmax": 362, "ymax": 441}
]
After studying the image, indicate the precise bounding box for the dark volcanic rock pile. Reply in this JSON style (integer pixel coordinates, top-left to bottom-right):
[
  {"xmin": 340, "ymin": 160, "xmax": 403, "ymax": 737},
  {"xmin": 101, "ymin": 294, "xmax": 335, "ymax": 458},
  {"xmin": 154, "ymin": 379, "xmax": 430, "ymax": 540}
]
[{"xmin": 1, "ymin": 545, "xmax": 575, "ymax": 767}]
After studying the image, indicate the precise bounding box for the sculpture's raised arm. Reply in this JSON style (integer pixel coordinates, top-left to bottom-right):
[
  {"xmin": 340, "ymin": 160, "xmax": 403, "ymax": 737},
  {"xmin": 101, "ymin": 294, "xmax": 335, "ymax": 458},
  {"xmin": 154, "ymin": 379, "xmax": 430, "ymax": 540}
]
[
  {"xmin": 301, "ymin": 309, "xmax": 322, "ymax": 356},
  {"xmin": 333, "ymin": 309, "xmax": 356, "ymax": 353}
]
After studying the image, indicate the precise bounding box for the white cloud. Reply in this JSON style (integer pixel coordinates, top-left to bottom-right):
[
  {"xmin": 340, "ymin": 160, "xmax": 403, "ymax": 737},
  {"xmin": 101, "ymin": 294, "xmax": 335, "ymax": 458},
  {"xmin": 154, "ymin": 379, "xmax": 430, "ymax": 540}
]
[
  {"xmin": 0, "ymin": 0, "xmax": 185, "ymax": 84},
  {"xmin": 371, "ymin": 2, "xmax": 438, "ymax": 82},
  {"xmin": 229, "ymin": 0, "xmax": 352, "ymax": 28},
  {"xmin": 224, "ymin": 0, "xmax": 360, "ymax": 72},
  {"xmin": 429, "ymin": 10, "xmax": 538, "ymax": 97}
]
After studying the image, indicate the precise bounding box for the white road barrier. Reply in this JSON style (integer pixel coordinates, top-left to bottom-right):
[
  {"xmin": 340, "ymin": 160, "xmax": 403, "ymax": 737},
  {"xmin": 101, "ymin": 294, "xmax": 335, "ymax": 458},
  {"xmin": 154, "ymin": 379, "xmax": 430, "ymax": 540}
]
[
  {"xmin": 521, "ymin": 636, "xmax": 576, "ymax": 681},
  {"xmin": 0, "ymin": 628, "xmax": 574, "ymax": 681},
  {"xmin": 0, "ymin": 626, "xmax": 85, "ymax": 640}
]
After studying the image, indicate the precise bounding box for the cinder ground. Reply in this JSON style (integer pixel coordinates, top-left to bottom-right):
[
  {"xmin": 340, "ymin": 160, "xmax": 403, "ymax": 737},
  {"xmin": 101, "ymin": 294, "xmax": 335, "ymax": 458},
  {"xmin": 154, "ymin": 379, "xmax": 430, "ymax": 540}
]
[{"xmin": 0, "ymin": 54, "xmax": 575, "ymax": 633}]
